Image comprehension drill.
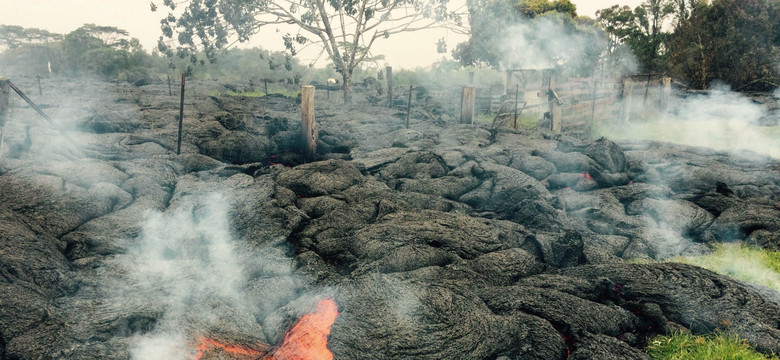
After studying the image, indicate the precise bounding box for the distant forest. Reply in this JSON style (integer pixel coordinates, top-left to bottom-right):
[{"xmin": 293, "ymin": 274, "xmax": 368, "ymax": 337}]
[{"xmin": 1, "ymin": 0, "xmax": 778, "ymax": 91}]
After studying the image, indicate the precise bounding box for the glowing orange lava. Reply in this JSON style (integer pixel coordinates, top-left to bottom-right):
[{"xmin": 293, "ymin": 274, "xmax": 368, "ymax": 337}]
[
  {"xmin": 264, "ymin": 298, "xmax": 340, "ymax": 360},
  {"xmin": 193, "ymin": 337, "xmax": 269, "ymax": 359},
  {"xmin": 192, "ymin": 298, "xmax": 339, "ymax": 360}
]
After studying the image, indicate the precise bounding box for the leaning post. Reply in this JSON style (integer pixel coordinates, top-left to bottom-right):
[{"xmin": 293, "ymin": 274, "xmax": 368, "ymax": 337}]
[
  {"xmin": 460, "ymin": 86, "xmax": 476, "ymax": 125},
  {"xmin": 301, "ymin": 85, "xmax": 317, "ymax": 162}
]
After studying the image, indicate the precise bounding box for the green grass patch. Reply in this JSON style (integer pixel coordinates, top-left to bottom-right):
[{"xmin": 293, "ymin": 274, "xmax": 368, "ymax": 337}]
[
  {"xmin": 208, "ymin": 89, "xmax": 300, "ymax": 98},
  {"xmin": 668, "ymin": 243, "xmax": 780, "ymax": 294},
  {"xmin": 647, "ymin": 331, "xmax": 779, "ymax": 360},
  {"xmin": 475, "ymin": 113, "xmax": 540, "ymax": 129},
  {"xmin": 637, "ymin": 244, "xmax": 780, "ymax": 359}
]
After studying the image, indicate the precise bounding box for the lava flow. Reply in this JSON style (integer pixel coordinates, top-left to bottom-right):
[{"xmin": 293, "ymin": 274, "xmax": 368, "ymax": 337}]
[
  {"xmin": 265, "ymin": 298, "xmax": 340, "ymax": 360},
  {"xmin": 193, "ymin": 298, "xmax": 339, "ymax": 360}
]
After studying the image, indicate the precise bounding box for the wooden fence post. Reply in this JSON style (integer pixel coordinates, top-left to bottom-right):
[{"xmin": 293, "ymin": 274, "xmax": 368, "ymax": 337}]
[
  {"xmin": 0, "ymin": 77, "xmax": 9, "ymax": 147},
  {"xmin": 505, "ymin": 70, "xmax": 513, "ymax": 96},
  {"xmin": 620, "ymin": 77, "xmax": 635, "ymax": 123},
  {"xmin": 386, "ymin": 66, "xmax": 393, "ymax": 107},
  {"xmin": 589, "ymin": 79, "xmax": 598, "ymax": 135},
  {"xmin": 460, "ymin": 86, "xmax": 476, "ymax": 125},
  {"xmin": 36, "ymin": 75, "xmax": 42, "ymax": 96},
  {"xmin": 177, "ymin": 74, "xmax": 185, "ymax": 155},
  {"xmin": 469, "ymin": 71, "xmax": 475, "ymax": 85},
  {"xmin": 660, "ymin": 76, "xmax": 671, "ymax": 111},
  {"xmin": 643, "ymin": 74, "xmax": 652, "ymax": 105},
  {"xmin": 301, "ymin": 85, "xmax": 317, "ymax": 161},
  {"xmin": 548, "ymin": 72, "xmax": 561, "ymax": 134},
  {"xmin": 406, "ymin": 85, "xmax": 413, "ymax": 129},
  {"xmin": 513, "ymin": 84, "xmax": 519, "ymax": 130}
]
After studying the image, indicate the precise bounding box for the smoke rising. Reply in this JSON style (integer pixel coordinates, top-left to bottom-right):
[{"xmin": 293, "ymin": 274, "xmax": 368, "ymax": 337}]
[
  {"xmin": 124, "ymin": 192, "xmax": 262, "ymax": 359},
  {"xmin": 498, "ymin": 15, "xmax": 605, "ymax": 72},
  {"xmin": 597, "ymin": 86, "xmax": 780, "ymax": 158},
  {"xmin": 673, "ymin": 244, "xmax": 780, "ymax": 296}
]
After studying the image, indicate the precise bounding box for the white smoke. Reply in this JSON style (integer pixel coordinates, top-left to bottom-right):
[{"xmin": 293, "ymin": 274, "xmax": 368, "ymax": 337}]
[
  {"xmin": 596, "ymin": 86, "xmax": 780, "ymax": 158},
  {"xmin": 125, "ymin": 192, "xmax": 255, "ymax": 360},
  {"xmin": 500, "ymin": 17, "xmax": 583, "ymax": 70}
]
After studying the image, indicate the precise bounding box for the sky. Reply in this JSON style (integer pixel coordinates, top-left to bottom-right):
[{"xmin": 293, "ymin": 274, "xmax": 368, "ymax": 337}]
[{"xmin": 0, "ymin": 0, "xmax": 644, "ymax": 69}]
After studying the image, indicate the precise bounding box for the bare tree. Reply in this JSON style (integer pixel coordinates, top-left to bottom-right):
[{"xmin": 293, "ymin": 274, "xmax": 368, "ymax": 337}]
[{"xmin": 154, "ymin": 0, "xmax": 464, "ymax": 102}]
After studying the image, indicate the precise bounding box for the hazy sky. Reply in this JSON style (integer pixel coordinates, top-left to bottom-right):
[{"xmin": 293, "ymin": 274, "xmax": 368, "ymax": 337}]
[{"xmin": 0, "ymin": 0, "xmax": 644, "ymax": 69}]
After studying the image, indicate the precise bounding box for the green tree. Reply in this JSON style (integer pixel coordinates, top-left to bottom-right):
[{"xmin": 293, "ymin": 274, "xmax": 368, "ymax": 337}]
[
  {"xmin": 60, "ymin": 24, "xmax": 156, "ymax": 82},
  {"xmin": 668, "ymin": 0, "xmax": 780, "ymax": 91},
  {"xmin": 0, "ymin": 25, "xmax": 62, "ymax": 51},
  {"xmin": 597, "ymin": 0, "xmax": 675, "ymax": 73},
  {"xmin": 153, "ymin": 0, "xmax": 462, "ymax": 103},
  {"xmin": 596, "ymin": 5, "xmax": 638, "ymax": 74}
]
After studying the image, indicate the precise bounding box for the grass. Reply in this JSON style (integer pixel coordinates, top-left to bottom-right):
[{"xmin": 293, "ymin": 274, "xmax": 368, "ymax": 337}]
[
  {"xmin": 475, "ymin": 112, "xmax": 540, "ymax": 129},
  {"xmin": 639, "ymin": 244, "xmax": 780, "ymax": 359},
  {"xmin": 668, "ymin": 243, "xmax": 780, "ymax": 294},
  {"xmin": 207, "ymin": 89, "xmax": 301, "ymax": 98},
  {"xmin": 647, "ymin": 331, "xmax": 780, "ymax": 360}
]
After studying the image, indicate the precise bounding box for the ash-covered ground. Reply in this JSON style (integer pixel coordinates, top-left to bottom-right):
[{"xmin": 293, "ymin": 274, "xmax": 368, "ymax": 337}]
[{"xmin": 1, "ymin": 78, "xmax": 779, "ymax": 360}]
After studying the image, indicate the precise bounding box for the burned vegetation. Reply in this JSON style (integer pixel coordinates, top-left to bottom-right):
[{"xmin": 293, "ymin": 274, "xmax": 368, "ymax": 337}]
[{"xmin": 0, "ymin": 77, "xmax": 779, "ymax": 360}]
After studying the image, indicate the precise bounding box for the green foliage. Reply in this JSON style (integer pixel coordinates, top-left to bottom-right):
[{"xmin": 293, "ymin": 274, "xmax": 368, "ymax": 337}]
[
  {"xmin": 597, "ymin": 0, "xmax": 675, "ymax": 73},
  {"xmin": 668, "ymin": 0, "xmax": 780, "ymax": 91},
  {"xmin": 0, "ymin": 24, "xmax": 166, "ymax": 83},
  {"xmin": 0, "ymin": 25, "xmax": 62, "ymax": 50},
  {"xmin": 154, "ymin": 0, "xmax": 461, "ymax": 102},
  {"xmin": 596, "ymin": 0, "xmax": 779, "ymax": 91},
  {"xmin": 647, "ymin": 331, "xmax": 780, "ymax": 360},
  {"xmin": 392, "ymin": 59, "xmax": 504, "ymax": 88},
  {"xmin": 517, "ymin": 0, "xmax": 577, "ymax": 18},
  {"xmin": 174, "ymin": 48, "xmax": 305, "ymax": 84}
]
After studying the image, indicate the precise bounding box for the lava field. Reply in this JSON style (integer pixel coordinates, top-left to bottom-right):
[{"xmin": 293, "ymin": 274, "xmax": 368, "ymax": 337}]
[{"xmin": 1, "ymin": 78, "xmax": 779, "ymax": 360}]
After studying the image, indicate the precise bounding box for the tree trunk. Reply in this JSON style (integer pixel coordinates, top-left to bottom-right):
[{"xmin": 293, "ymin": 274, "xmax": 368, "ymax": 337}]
[{"xmin": 342, "ymin": 72, "xmax": 353, "ymax": 104}]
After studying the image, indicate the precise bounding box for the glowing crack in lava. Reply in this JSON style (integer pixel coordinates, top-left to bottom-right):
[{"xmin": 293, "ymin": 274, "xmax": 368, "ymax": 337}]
[
  {"xmin": 193, "ymin": 298, "xmax": 339, "ymax": 360},
  {"xmin": 265, "ymin": 298, "xmax": 340, "ymax": 360}
]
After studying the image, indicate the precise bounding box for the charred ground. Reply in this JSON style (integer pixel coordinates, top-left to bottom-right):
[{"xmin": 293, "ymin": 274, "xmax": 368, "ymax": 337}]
[{"xmin": 0, "ymin": 78, "xmax": 779, "ymax": 359}]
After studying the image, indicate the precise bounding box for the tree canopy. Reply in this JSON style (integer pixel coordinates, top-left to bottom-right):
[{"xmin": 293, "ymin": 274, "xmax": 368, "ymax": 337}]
[
  {"xmin": 153, "ymin": 0, "xmax": 463, "ymax": 102},
  {"xmin": 668, "ymin": 0, "xmax": 780, "ymax": 90},
  {"xmin": 0, "ymin": 25, "xmax": 62, "ymax": 51},
  {"xmin": 596, "ymin": 0, "xmax": 780, "ymax": 91}
]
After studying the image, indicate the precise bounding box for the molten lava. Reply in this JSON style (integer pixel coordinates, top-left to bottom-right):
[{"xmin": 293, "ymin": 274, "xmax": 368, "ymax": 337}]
[
  {"xmin": 265, "ymin": 298, "xmax": 340, "ymax": 360},
  {"xmin": 192, "ymin": 298, "xmax": 339, "ymax": 360}
]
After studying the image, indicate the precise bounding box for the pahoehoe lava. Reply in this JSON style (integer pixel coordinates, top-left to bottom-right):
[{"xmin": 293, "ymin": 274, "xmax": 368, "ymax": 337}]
[{"xmin": 0, "ymin": 78, "xmax": 779, "ymax": 360}]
